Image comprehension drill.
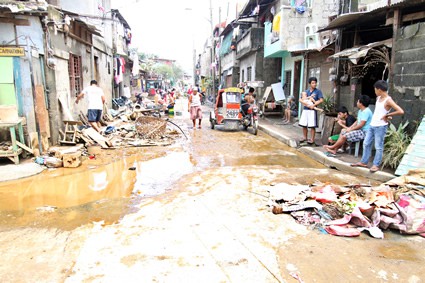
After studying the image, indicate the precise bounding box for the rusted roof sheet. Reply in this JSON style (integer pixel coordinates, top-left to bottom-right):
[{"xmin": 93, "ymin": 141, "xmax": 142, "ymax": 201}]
[
  {"xmin": 0, "ymin": 1, "xmax": 48, "ymax": 14},
  {"xmin": 328, "ymin": 38, "xmax": 392, "ymax": 64}
]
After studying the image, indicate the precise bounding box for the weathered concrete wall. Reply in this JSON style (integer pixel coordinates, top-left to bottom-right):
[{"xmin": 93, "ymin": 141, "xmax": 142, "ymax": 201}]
[
  {"xmin": 262, "ymin": 56, "xmax": 281, "ymax": 98},
  {"xmin": 308, "ymin": 52, "xmax": 335, "ymax": 100},
  {"xmin": 44, "ymin": 22, "xmax": 112, "ymax": 144},
  {"xmin": 281, "ymin": 0, "xmax": 338, "ymax": 50},
  {"xmin": 239, "ymin": 53, "xmax": 256, "ymax": 82},
  {"xmin": 392, "ymin": 22, "xmax": 425, "ymax": 128}
]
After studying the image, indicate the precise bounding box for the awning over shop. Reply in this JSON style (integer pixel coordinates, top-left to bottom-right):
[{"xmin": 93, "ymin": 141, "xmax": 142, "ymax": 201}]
[{"xmin": 328, "ymin": 38, "xmax": 392, "ymax": 64}]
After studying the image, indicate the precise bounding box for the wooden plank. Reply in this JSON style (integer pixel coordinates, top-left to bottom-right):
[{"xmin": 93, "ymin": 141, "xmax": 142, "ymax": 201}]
[
  {"xmin": 16, "ymin": 141, "xmax": 33, "ymax": 154},
  {"xmin": 82, "ymin": 128, "xmax": 109, "ymax": 148},
  {"xmin": 0, "ymin": 18, "xmax": 30, "ymax": 26},
  {"xmin": 403, "ymin": 11, "xmax": 425, "ymax": 23},
  {"xmin": 35, "ymin": 85, "xmax": 51, "ymax": 138}
]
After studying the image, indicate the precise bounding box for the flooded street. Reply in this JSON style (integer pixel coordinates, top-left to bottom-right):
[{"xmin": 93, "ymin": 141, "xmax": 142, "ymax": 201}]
[
  {"xmin": 0, "ymin": 112, "xmax": 424, "ymax": 282},
  {"xmin": 0, "ymin": 115, "xmax": 328, "ymax": 230}
]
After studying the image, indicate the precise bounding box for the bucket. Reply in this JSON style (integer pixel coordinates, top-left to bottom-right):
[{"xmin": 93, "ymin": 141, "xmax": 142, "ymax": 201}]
[{"xmin": 168, "ymin": 107, "xmax": 174, "ymax": 116}]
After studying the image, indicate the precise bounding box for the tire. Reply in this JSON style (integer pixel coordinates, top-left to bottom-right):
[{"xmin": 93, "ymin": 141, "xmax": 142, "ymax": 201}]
[
  {"xmin": 210, "ymin": 113, "xmax": 215, "ymax": 129},
  {"xmin": 252, "ymin": 119, "xmax": 258, "ymax": 135}
]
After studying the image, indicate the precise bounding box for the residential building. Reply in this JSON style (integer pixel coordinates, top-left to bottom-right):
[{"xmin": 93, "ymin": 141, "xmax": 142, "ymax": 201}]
[
  {"xmin": 0, "ymin": 0, "xmax": 133, "ymax": 156},
  {"xmin": 263, "ymin": 0, "xmax": 338, "ymax": 111},
  {"xmin": 321, "ymin": 0, "xmax": 425, "ymax": 129}
]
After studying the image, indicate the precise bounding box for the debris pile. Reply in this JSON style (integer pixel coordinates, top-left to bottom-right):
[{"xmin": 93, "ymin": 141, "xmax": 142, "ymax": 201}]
[
  {"xmin": 34, "ymin": 100, "xmax": 185, "ymax": 168},
  {"xmin": 267, "ymin": 169, "xmax": 425, "ymax": 238}
]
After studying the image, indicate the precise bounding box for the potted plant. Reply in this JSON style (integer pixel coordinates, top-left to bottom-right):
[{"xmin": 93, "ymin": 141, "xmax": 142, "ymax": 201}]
[
  {"xmin": 320, "ymin": 95, "xmax": 336, "ymax": 115},
  {"xmin": 319, "ymin": 95, "xmax": 337, "ymax": 144}
]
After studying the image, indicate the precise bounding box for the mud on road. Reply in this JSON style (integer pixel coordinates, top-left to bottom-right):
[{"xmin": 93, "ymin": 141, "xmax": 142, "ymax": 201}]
[{"xmin": 0, "ymin": 115, "xmax": 424, "ymax": 282}]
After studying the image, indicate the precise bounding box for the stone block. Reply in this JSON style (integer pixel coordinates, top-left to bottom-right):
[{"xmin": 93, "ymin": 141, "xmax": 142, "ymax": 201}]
[{"xmin": 62, "ymin": 152, "xmax": 82, "ymax": 168}]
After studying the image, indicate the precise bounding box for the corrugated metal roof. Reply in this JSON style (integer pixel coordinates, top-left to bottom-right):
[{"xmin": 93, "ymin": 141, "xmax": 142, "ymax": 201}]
[
  {"xmin": 328, "ymin": 38, "xmax": 392, "ymax": 64},
  {"xmin": 318, "ymin": 0, "xmax": 425, "ymax": 32},
  {"xmin": 396, "ymin": 115, "xmax": 425, "ymax": 176}
]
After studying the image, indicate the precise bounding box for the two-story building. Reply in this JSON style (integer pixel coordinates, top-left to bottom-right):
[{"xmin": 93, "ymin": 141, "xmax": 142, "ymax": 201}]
[
  {"xmin": 262, "ymin": 0, "xmax": 338, "ymax": 111},
  {"xmin": 0, "ymin": 0, "xmax": 133, "ymax": 157},
  {"xmin": 320, "ymin": 0, "xmax": 425, "ymax": 129}
]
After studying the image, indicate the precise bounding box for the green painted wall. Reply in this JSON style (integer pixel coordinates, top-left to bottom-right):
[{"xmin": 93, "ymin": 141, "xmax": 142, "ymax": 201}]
[{"xmin": 0, "ymin": 57, "xmax": 16, "ymax": 105}]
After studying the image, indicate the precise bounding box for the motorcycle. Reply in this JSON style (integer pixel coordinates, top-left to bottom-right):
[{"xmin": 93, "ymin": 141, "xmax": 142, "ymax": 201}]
[{"xmin": 241, "ymin": 103, "xmax": 259, "ymax": 135}]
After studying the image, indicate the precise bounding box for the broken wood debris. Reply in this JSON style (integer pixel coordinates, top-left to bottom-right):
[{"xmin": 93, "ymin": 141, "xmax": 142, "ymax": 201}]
[{"xmin": 37, "ymin": 101, "xmax": 186, "ymax": 169}]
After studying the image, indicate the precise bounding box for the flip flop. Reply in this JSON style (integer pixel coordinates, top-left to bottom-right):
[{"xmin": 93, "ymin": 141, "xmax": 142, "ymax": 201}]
[
  {"xmin": 369, "ymin": 166, "xmax": 380, "ymax": 173},
  {"xmin": 325, "ymin": 152, "xmax": 337, "ymax": 157},
  {"xmin": 350, "ymin": 162, "xmax": 368, "ymax": 168}
]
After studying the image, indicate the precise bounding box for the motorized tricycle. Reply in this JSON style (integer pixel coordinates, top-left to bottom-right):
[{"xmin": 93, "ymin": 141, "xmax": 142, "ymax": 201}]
[{"xmin": 209, "ymin": 87, "xmax": 259, "ymax": 135}]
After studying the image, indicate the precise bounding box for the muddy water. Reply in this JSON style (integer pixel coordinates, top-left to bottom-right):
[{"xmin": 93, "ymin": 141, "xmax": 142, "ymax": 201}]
[{"xmin": 0, "ymin": 121, "xmax": 349, "ymax": 230}]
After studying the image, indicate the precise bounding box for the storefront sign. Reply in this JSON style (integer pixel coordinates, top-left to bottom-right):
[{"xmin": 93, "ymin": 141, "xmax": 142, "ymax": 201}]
[{"xmin": 0, "ymin": 47, "xmax": 25, "ymax": 57}]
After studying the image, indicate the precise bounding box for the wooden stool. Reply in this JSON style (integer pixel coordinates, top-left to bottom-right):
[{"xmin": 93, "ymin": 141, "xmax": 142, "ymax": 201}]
[{"xmin": 60, "ymin": 120, "xmax": 82, "ymax": 145}]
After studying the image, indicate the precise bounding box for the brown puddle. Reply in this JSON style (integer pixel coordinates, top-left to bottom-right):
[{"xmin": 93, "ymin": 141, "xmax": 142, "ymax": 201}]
[{"xmin": 0, "ymin": 147, "xmax": 186, "ymax": 230}]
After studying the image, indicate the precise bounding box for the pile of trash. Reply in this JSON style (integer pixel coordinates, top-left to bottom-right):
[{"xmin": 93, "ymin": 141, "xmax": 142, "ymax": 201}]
[
  {"xmin": 267, "ymin": 169, "xmax": 425, "ymax": 238},
  {"xmin": 33, "ymin": 97, "xmax": 186, "ymax": 169}
]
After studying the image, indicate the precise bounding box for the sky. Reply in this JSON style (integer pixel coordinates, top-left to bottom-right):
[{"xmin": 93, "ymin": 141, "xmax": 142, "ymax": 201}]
[{"xmin": 111, "ymin": 0, "xmax": 242, "ymax": 73}]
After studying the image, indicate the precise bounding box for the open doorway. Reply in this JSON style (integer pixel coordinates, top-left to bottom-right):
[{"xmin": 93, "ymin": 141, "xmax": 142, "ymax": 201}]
[{"xmin": 293, "ymin": 60, "xmax": 302, "ymax": 106}]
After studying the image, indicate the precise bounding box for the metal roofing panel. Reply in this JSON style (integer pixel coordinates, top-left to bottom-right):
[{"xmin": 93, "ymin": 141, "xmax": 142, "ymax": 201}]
[
  {"xmin": 328, "ymin": 38, "xmax": 392, "ymax": 64},
  {"xmin": 396, "ymin": 115, "xmax": 425, "ymax": 176}
]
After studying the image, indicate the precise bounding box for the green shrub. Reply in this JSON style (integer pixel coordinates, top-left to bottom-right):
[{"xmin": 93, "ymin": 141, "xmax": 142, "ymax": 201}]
[
  {"xmin": 382, "ymin": 121, "xmax": 411, "ymax": 169},
  {"xmin": 320, "ymin": 95, "xmax": 335, "ymax": 113}
]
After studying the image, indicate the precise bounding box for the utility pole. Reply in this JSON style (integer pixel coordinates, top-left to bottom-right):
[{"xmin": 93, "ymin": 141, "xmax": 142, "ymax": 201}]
[
  {"xmin": 218, "ymin": 6, "xmax": 221, "ymax": 89},
  {"xmin": 209, "ymin": 0, "xmax": 215, "ymax": 100}
]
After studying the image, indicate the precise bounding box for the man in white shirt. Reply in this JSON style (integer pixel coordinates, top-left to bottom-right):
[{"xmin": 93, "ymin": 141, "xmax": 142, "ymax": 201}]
[{"xmin": 75, "ymin": 80, "xmax": 106, "ymax": 132}]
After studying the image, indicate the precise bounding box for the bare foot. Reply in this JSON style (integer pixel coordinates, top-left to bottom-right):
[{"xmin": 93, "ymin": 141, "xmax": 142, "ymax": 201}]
[{"xmin": 324, "ymin": 146, "xmax": 337, "ymax": 154}]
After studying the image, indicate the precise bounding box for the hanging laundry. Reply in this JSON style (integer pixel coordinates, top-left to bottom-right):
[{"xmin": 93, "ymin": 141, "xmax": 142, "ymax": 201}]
[
  {"xmin": 272, "ymin": 13, "xmax": 281, "ymax": 33},
  {"xmin": 114, "ymin": 57, "xmax": 121, "ymax": 85}
]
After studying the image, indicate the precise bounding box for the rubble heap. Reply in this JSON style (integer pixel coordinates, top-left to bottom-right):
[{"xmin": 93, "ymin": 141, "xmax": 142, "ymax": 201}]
[{"xmin": 267, "ymin": 169, "xmax": 425, "ymax": 238}]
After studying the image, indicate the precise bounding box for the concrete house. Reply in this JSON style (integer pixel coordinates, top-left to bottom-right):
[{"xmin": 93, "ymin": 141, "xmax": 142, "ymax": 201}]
[
  {"xmin": 0, "ymin": 0, "xmax": 133, "ymax": 162},
  {"xmin": 0, "ymin": 1, "xmax": 51, "ymax": 156},
  {"xmin": 262, "ymin": 0, "xmax": 338, "ymax": 111},
  {"xmin": 234, "ymin": 0, "xmax": 282, "ymax": 101},
  {"xmin": 320, "ymin": 0, "xmax": 425, "ymax": 128},
  {"xmin": 219, "ymin": 21, "xmax": 240, "ymax": 88}
]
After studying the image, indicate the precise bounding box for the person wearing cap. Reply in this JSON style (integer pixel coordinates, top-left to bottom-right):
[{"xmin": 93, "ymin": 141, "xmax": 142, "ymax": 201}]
[
  {"xmin": 324, "ymin": 95, "xmax": 373, "ymax": 155},
  {"xmin": 283, "ymin": 95, "xmax": 298, "ymax": 124},
  {"xmin": 327, "ymin": 106, "xmax": 356, "ymax": 150}
]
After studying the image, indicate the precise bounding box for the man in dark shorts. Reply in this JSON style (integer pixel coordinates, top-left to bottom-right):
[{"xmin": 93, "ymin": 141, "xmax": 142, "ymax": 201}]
[{"xmin": 75, "ymin": 80, "xmax": 106, "ymax": 132}]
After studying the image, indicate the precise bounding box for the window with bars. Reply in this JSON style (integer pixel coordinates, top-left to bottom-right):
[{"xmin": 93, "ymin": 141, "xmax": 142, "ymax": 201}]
[
  {"xmin": 247, "ymin": 66, "xmax": 252, "ymax": 81},
  {"xmin": 69, "ymin": 54, "xmax": 82, "ymax": 97},
  {"xmin": 284, "ymin": 71, "xmax": 292, "ymax": 97}
]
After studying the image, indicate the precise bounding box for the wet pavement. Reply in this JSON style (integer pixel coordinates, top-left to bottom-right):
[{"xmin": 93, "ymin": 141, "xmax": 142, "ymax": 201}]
[{"xmin": 0, "ymin": 105, "xmax": 424, "ymax": 282}]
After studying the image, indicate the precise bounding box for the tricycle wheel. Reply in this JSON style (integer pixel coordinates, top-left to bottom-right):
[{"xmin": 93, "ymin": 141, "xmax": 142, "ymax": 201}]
[{"xmin": 252, "ymin": 119, "xmax": 258, "ymax": 135}]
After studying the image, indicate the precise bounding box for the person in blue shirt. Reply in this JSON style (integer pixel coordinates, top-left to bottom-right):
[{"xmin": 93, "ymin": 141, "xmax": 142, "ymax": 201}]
[
  {"xmin": 323, "ymin": 95, "xmax": 373, "ymax": 155},
  {"xmin": 298, "ymin": 77, "xmax": 324, "ymax": 145}
]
